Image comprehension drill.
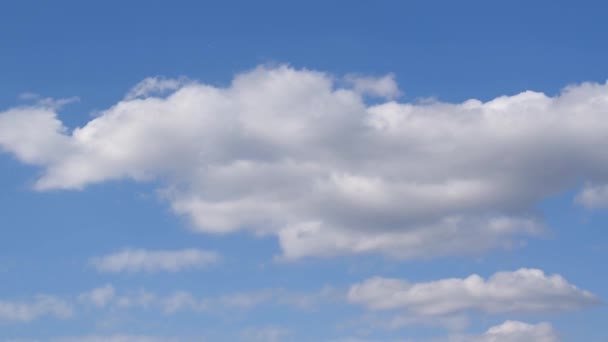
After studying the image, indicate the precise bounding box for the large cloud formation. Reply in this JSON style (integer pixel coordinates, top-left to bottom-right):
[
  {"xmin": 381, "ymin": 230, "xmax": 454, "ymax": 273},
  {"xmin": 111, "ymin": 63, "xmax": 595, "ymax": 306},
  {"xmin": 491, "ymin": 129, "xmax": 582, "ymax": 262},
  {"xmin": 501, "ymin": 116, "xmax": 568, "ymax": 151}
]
[{"xmin": 2, "ymin": 66, "xmax": 608, "ymax": 259}]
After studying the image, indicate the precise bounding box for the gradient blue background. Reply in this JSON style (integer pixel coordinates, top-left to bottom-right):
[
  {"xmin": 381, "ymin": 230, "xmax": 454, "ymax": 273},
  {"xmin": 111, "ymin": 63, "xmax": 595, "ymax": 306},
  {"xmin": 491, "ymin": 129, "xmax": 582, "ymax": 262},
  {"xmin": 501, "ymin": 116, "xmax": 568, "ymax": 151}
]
[{"xmin": 0, "ymin": 1, "xmax": 607, "ymax": 340}]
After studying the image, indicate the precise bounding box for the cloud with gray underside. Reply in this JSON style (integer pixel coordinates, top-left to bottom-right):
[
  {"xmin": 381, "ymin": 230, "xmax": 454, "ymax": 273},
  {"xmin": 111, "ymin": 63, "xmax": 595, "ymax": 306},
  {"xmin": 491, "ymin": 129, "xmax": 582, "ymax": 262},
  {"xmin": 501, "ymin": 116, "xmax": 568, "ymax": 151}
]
[{"xmin": 2, "ymin": 65, "xmax": 608, "ymax": 259}]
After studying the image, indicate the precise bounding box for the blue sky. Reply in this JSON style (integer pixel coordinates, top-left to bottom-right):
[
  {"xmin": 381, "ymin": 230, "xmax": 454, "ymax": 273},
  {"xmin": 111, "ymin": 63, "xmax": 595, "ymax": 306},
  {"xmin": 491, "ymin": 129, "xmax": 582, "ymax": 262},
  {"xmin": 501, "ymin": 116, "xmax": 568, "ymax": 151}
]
[{"xmin": 1, "ymin": 1, "xmax": 607, "ymax": 341}]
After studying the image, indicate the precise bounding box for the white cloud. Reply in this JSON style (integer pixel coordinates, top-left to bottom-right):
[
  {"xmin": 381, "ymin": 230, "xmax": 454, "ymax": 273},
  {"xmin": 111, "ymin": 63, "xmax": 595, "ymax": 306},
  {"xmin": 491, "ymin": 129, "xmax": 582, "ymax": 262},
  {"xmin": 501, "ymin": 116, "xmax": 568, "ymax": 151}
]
[
  {"xmin": 382, "ymin": 314, "xmax": 470, "ymax": 331},
  {"xmin": 90, "ymin": 248, "xmax": 220, "ymax": 273},
  {"xmin": 161, "ymin": 291, "xmax": 203, "ymax": 314},
  {"xmin": 2, "ymin": 66, "xmax": 608, "ymax": 259},
  {"xmin": 76, "ymin": 284, "xmax": 335, "ymax": 315},
  {"xmin": 575, "ymin": 183, "xmax": 608, "ymax": 208},
  {"xmin": 0, "ymin": 106, "xmax": 72, "ymax": 165},
  {"xmin": 470, "ymin": 320, "xmax": 559, "ymax": 342},
  {"xmin": 3, "ymin": 322, "xmax": 557, "ymax": 342},
  {"xmin": 78, "ymin": 284, "xmax": 115, "ymax": 308},
  {"xmin": 80, "ymin": 287, "xmax": 158, "ymax": 311},
  {"xmin": 162, "ymin": 286, "xmax": 337, "ymax": 313},
  {"xmin": 348, "ymin": 268, "xmax": 598, "ymax": 319},
  {"xmin": 125, "ymin": 77, "xmax": 188, "ymax": 100},
  {"xmin": 276, "ymin": 216, "xmax": 539, "ymax": 260},
  {"xmin": 0, "ymin": 295, "xmax": 72, "ymax": 322},
  {"xmin": 345, "ymin": 74, "xmax": 401, "ymax": 99},
  {"xmin": 330, "ymin": 320, "xmax": 559, "ymax": 342}
]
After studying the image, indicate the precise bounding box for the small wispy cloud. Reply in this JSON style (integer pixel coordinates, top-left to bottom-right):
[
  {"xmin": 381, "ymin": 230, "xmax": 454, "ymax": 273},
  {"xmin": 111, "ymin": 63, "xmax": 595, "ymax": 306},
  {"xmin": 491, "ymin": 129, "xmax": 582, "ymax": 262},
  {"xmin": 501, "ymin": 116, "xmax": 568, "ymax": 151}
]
[
  {"xmin": 89, "ymin": 248, "xmax": 220, "ymax": 273},
  {"xmin": 0, "ymin": 295, "xmax": 73, "ymax": 322}
]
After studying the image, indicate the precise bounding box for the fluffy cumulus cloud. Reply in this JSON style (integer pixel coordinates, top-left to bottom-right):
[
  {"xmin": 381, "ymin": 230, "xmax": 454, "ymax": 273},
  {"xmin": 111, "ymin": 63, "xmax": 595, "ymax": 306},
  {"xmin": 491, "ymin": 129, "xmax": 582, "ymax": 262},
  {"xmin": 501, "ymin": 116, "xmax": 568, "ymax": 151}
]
[
  {"xmin": 2, "ymin": 66, "xmax": 608, "ymax": 259},
  {"xmin": 89, "ymin": 248, "xmax": 220, "ymax": 273},
  {"xmin": 0, "ymin": 295, "xmax": 72, "ymax": 322},
  {"xmin": 348, "ymin": 268, "xmax": 598, "ymax": 319}
]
